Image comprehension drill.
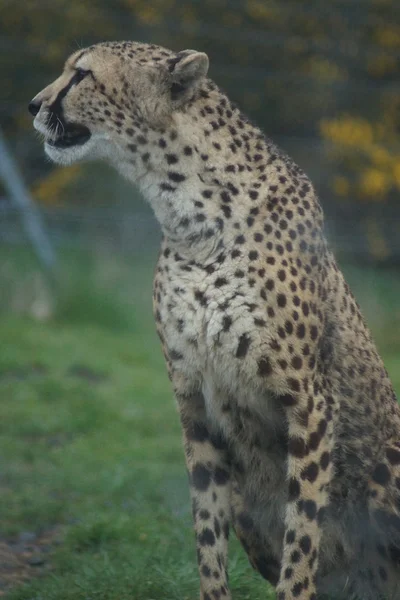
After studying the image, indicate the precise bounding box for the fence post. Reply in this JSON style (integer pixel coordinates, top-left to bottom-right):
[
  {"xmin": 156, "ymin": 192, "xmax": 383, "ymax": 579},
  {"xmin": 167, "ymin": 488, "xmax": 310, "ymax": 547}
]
[{"xmin": 0, "ymin": 127, "xmax": 56, "ymax": 274}]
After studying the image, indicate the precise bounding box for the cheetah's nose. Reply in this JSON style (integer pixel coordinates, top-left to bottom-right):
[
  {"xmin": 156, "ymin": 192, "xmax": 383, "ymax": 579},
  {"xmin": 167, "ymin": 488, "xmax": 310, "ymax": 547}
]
[{"xmin": 28, "ymin": 99, "xmax": 42, "ymax": 116}]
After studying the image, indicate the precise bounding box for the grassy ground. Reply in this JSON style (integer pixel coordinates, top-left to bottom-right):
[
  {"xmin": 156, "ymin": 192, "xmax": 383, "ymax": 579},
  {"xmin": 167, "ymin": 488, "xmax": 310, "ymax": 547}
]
[{"xmin": 0, "ymin": 245, "xmax": 399, "ymax": 600}]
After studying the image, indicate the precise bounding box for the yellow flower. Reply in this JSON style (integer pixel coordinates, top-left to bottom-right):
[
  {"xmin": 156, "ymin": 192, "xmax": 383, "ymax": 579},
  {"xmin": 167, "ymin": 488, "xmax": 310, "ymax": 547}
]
[
  {"xmin": 393, "ymin": 159, "xmax": 400, "ymax": 189},
  {"xmin": 32, "ymin": 165, "xmax": 81, "ymax": 205},
  {"xmin": 375, "ymin": 26, "xmax": 400, "ymax": 49},
  {"xmin": 359, "ymin": 168, "xmax": 389, "ymax": 199},
  {"xmin": 368, "ymin": 145, "xmax": 391, "ymax": 167}
]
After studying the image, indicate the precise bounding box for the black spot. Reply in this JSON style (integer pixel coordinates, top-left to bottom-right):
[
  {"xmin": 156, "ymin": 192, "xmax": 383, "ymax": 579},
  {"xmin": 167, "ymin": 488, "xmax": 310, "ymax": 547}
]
[
  {"xmin": 199, "ymin": 509, "xmax": 210, "ymax": 520},
  {"xmin": 236, "ymin": 334, "xmax": 251, "ymax": 358},
  {"xmin": 210, "ymin": 431, "xmax": 227, "ymax": 450},
  {"xmin": 165, "ymin": 153, "xmax": 178, "ymax": 164},
  {"xmin": 168, "ymin": 171, "xmax": 186, "ymax": 183},
  {"xmin": 194, "ymin": 290, "xmax": 208, "ymax": 307},
  {"xmin": 265, "ymin": 279, "xmax": 274, "ymax": 291},
  {"xmin": 290, "ymin": 550, "xmax": 301, "ymax": 563},
  {"xmin": 160, "ymin": 182, "xmax": 176, "ymax": 192},
  {"xmin": 303, "ymin": 499, "xmax": 317, "ymax": 520},
  {"xmin": 387, "ymin": 448, "xmax": 400, "ymax": 465},
  {"xmin": 278, "ymin": 269, "xmax": 286, "ymax": 282},
  {"xmin": 288, "ymin": 378, "xmax": 301, "ymax": 393},
  {"xmin": 308, "ymin": 431, "xmax": 321, "ymax": 451},
  {"xmin": 202, "ymin": 565, "xmax": 211, "ymax": 577},
  {"xmin": 372, "ymin": 463, "xmax": 391, "ymax": 486},
  {"xmin": 280, "ymin": 393, "xmax": 297, "ymax": 406},
  {"xmin": 318, "ymin": 419, "xmax": 327, "ymax": 436},
  {"xmin": 254, "ymin": 317, "xmax": 266, "ymax": 327},
  {"xmin": 277, "ymin": 294, "xmax": 287, "ymax": 308},
  {"xmin": 169, "ymin": 349, "xmax": 183, "ymax": 361},
  {"xmin": 215, "ymin": 217, "xmax": 224, "ymax": 231},
  {"xmin": 220, "ymin": 191, "xmax": 231, "ymax": 203},
  {"xmin": 198, "ymin": 528, "xmax": 216, "ymax": 546},
  {"xmin": 214, "ymin": 517, "xmax": 221, "ymax": 538},
  {"xmin": 296, "ymin": 323, "xmax": 306, "ymax": 340},
  {"xmin": 227, "ymin": 182, "xmax": 239, "ymax": 195},
  {"xmin": 291, "ymin": 356, "xmax": 302, "ymax": 370},
  {"xmin": 223, "ymin": 521, "xmax": 229, "ymax": 540},
  {"xmin": 288, "ymin": 477, "xmax": 301, "ymax": 501},
  {"xmin": 301, "ymin": 462, "xmax": 319, "ymax": 483},
  {"xmin": 214, "ymin": 467, "xmax": 230, "ymax": 485},
  {"xmin": 284, "ymin": 567, "xmax": 293, "ymax": 579},
  {"xmin": 192, "ymin": 464, "xmax": 211, "ymax": 491},
  {"xmin": 289, "ymin": 437, "xmax": 308, "ymax": 458},
  {"xmin": 221, "ymin": 205, "xmax": 232, "ymax": 218},
  {"xmin": 292, "ymin": 582, "xmax": 303, "ymax": 597},
  {"xmin": 215, "ymin": 277, "xmax": 228, "ymax": 288},
  {"xmin": 257, "ymin": 357, "xmax": 272, "ymax": 377},
  {"xmin": 320, "ymin": 451, "xmax": 330, "ymax": 470},
  {"xmin": 222, "ymin": 316, "xmax": 232, "ymax": 332},
  {"xmin": 188, "ymin": 422, "xmax": 209, "ymax": 442},
  {"xmin": 286, "ymin": 530, "xmax": 296, "ymax": 544},
  {"xmin": 299, "ymin": 535, "xmax": 312, "ymax": 555}
]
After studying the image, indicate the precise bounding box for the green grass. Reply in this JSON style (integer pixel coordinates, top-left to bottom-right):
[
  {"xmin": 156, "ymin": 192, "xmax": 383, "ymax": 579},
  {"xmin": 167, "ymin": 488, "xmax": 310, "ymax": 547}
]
[
  {"xmin": 0, "ymin": 246, "xmax": 399, "ymax": 600},
  {"xmin": 0, "ymin": 246, "xmax": 270, "ymax": 600}
]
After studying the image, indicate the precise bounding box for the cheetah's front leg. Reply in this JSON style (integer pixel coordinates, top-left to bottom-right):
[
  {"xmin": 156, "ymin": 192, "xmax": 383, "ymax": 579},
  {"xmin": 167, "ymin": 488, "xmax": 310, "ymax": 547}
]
[
  {"xmin": 177, "ymin": 388, "xmax": 232, "ymax": 600},
  {"xmin": 276, "ymin": 385, "xmax": 334, "ymax": 600}
]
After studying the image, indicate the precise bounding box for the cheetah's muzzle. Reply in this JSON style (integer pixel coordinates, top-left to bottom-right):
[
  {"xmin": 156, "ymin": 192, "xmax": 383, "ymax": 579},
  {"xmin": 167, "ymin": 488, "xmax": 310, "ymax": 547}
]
[{"xmin": 47, "ymin": 122, "xmax": 91, "ymax": 149}]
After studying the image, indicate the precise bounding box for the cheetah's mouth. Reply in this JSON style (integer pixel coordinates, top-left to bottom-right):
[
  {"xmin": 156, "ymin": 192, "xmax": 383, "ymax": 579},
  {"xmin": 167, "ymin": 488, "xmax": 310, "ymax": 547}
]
[{"xmin": 46, "ymin": 122, "xmax": 91, "ymax": 149}]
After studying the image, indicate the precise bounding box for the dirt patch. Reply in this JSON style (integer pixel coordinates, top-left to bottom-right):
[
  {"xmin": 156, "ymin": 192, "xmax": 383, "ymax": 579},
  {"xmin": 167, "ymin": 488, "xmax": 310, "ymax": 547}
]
[
  {"xmin": 0, "ymin": 364, "xmax": 48, "ymax": 383},
  {"xmin": 67, "ymin": 363, "xmax": 109, "ymax": 384},
  {"xmin": 0, "ymin": 528, "xmax": 62, "ymax": 595}
]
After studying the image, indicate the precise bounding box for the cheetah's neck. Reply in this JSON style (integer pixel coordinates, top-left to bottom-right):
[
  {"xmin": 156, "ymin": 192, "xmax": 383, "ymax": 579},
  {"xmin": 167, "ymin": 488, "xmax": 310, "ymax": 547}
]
[{"xmin": 122, "ymin": 85, "xmax": 282, "ymax": 263}]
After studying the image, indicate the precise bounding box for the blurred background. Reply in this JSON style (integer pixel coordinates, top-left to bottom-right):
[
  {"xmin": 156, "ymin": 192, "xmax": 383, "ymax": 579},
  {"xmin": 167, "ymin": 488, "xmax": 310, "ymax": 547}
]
[{"xmin": 0, "ymin": 2, "xmax": 399, "ymax": 599}]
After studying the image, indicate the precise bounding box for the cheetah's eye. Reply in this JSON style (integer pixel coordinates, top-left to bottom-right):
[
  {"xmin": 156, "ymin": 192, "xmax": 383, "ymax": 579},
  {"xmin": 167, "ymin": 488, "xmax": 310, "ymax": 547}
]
[{"xmin": 72, "ymin": 68, "xmax": 90, "ymax": 85}]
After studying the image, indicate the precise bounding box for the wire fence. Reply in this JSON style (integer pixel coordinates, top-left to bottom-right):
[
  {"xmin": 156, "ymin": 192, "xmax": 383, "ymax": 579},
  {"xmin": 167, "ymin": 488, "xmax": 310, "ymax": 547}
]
[{"xmin": 1, "ymin": 200, "xmax": 400, "ymax": 267}]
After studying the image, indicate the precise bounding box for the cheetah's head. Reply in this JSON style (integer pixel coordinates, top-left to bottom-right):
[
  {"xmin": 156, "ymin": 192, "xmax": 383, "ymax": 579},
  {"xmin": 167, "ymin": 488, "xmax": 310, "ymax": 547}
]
[{"xmin": 29, "ymin": 42, "xmax": 209, "ymax": 170}]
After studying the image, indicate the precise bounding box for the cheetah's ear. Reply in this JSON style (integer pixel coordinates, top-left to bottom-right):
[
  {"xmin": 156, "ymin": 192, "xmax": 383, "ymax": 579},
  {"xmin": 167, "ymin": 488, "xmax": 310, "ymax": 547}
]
[{"xmin": 167, "ymin": 50, "xmax": 209, "ymax": 101}]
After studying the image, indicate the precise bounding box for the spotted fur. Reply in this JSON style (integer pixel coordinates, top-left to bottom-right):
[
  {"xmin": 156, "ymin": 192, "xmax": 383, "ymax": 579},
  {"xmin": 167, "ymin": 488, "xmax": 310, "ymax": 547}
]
[{"xmin": 30, "ymin": 41, "xmax": 400, "ymax": 599}]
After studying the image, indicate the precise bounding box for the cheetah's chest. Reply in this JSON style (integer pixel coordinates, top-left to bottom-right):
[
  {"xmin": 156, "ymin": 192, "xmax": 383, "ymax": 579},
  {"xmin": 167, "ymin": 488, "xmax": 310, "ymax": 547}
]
[{"xmin": 157, "ymin": 261, "xmax": 276, "ymax": 384}]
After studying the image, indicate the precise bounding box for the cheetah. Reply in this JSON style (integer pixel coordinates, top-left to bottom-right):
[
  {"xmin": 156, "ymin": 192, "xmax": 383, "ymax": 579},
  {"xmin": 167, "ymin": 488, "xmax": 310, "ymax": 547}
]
[{"xmin": 29, "ymin": 41, "xmax": 400, "ymax": 599}]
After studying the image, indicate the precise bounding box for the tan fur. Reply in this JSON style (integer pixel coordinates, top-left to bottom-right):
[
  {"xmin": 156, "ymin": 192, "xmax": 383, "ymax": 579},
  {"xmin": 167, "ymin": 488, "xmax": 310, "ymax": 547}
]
[{"xmin": 30, "ymin": 41, "xmax": 400, "ymax": 600}]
